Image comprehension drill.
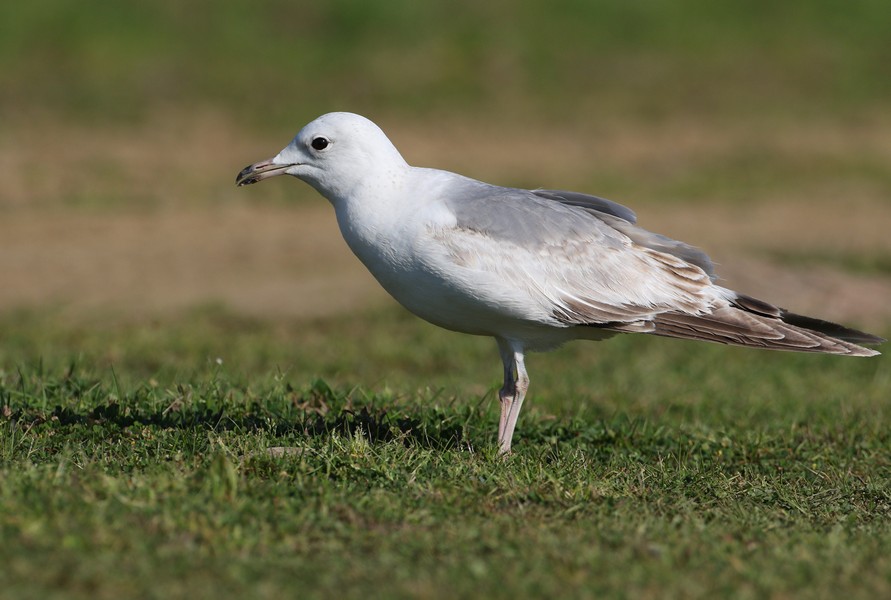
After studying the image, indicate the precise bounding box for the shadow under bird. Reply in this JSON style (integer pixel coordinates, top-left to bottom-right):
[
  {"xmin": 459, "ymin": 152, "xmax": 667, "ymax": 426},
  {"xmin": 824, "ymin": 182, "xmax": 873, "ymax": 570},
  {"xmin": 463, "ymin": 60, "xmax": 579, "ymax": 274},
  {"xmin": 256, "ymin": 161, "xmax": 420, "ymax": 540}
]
[{"xmin": 236, "ymin": 112, "xmax": 884, "ymax": 454}]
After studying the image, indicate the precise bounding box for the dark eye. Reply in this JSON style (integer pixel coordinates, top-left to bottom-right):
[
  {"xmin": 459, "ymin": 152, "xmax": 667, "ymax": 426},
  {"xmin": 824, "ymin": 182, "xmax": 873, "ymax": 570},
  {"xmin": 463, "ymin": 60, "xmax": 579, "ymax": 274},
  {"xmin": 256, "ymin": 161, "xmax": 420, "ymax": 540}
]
[{"xmin": 311, "ymin": 137, "xmax": 329, "ymax": 151}]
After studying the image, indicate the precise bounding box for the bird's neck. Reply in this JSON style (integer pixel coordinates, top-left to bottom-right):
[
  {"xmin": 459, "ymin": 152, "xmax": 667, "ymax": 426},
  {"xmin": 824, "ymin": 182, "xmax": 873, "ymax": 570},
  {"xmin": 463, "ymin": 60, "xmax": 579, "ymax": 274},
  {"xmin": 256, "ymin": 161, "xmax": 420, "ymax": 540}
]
[
  {"xmin": 328, "ymin": 163, "xmax": 407, "ymax": 233},
  {"xmin": 326, "ymin": 160, "xmax": 409, "ymax": 207}
]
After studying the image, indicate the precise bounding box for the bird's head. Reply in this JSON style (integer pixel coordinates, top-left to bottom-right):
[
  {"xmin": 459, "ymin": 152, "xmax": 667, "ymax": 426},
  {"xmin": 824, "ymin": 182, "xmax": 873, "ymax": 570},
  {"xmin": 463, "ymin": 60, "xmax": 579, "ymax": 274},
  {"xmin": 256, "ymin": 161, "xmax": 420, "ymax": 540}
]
[{"xmin": 236, "ymin": 112, "xmax": 408, "ymax": 203}]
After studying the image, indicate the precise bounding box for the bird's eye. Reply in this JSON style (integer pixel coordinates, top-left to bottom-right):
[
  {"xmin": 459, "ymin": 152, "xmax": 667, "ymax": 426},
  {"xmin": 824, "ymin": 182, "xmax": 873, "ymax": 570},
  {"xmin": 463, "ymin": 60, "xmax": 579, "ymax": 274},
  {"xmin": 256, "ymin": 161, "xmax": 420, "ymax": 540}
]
[{"xmin": 311, "ymin": 137, "xmax": 329, "ymax": 151}]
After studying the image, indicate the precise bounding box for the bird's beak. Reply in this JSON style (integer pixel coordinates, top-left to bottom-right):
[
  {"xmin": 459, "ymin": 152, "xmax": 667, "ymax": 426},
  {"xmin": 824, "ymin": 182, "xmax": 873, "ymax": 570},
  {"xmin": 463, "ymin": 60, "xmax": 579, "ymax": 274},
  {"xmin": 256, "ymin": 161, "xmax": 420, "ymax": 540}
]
[{"xmin": 235, "ymin": 159, "xmax": 297, "ymax": 186}]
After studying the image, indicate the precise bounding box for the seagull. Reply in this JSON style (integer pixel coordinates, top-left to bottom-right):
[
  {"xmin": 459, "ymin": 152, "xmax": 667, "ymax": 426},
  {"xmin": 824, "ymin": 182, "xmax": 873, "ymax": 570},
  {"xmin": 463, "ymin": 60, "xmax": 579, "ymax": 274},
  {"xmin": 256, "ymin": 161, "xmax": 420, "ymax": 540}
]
[{"xmin": 236, "ymin": 112, "xmax": 884, "ymax": 454}]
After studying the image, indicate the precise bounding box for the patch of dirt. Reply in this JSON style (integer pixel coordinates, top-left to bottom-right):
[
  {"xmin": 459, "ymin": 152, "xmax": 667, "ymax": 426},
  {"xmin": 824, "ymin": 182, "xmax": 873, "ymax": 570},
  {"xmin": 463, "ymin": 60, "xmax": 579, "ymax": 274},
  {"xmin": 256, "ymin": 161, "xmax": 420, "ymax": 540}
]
[
  {"xmin": 2, "ymin": 111, "xmax": 889, "ymax": 331},
  {"xmin": 0, "ymin": 205, "xmax": 388, "ymax": 319}
]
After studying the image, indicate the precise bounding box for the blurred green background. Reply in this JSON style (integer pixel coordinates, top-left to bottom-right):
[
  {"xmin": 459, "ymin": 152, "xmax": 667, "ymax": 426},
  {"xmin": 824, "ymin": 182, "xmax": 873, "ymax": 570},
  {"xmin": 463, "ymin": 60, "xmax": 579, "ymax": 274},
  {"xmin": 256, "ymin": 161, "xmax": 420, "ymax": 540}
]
[{"xmin": 4, "ymin": 0, "xmax": 891, "ymax": 129}]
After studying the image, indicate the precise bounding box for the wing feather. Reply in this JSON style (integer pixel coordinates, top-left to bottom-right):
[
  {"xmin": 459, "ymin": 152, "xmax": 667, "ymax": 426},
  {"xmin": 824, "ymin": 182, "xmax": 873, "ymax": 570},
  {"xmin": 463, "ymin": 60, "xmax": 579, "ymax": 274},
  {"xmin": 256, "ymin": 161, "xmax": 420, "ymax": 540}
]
[{"xmin": 425, "ymin": 176, "xmax": 880, "ymax": 356}]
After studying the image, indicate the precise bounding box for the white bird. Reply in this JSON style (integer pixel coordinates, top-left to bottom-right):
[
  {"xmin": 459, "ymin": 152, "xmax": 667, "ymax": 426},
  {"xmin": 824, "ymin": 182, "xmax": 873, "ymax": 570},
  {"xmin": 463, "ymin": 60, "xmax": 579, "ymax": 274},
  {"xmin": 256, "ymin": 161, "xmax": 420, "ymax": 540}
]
[{"xmin": 236, "ymin": 112, "xmax": 884, "ymax": 454}]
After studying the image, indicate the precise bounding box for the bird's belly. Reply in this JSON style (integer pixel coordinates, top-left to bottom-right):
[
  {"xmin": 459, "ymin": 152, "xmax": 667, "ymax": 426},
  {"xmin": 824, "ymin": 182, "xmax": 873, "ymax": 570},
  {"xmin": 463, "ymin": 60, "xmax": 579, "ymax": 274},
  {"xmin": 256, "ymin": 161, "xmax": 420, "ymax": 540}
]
[
  {"xmin": 358, "ymin": 248, "xmax": 556, "ymax": 339},
  {"xmin": 381, "ymin": 272, "xmax": 509, "ymax": 335}
]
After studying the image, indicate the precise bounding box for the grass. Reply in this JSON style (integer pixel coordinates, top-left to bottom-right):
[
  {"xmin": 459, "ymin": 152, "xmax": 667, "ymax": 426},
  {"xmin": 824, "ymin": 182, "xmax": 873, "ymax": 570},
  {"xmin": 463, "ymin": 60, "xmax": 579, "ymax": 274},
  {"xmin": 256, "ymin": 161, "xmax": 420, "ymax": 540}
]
[{"xmin": 1, "ymin": 307, "xmax": 889, "ymax": 599}]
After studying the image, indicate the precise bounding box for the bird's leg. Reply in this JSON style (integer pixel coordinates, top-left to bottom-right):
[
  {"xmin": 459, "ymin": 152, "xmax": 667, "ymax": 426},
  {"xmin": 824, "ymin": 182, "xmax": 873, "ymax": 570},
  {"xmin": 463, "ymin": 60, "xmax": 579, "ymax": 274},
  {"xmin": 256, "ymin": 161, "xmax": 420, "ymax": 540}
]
[
  {"xmin": 496, "ymin": 340, "xmax": 529, "ymax": 455},
  {"xmin": 497, "ymin": 349, "xmax": 516, "ymax": 447},
  {"xmin": 500, "ymin": 352, "xmax": 528, "ymax": 454}
]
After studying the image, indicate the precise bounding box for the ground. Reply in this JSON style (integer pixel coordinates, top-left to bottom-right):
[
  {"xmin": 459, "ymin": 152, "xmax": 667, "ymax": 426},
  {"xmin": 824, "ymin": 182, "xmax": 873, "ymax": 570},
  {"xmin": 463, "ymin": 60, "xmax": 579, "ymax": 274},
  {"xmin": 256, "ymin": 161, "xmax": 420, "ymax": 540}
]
[{"xmin": 4, "ymin": 112, "xmax": 891, "ymax": 327}]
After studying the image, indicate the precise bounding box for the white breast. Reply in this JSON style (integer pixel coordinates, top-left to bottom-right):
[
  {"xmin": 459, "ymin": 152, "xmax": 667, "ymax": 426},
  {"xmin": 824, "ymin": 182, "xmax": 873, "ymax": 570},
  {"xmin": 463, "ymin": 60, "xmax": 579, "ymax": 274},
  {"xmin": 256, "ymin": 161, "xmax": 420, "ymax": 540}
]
[{"xmin": 330, "ymin": 171, "xmax": 552, "ymax": 338}]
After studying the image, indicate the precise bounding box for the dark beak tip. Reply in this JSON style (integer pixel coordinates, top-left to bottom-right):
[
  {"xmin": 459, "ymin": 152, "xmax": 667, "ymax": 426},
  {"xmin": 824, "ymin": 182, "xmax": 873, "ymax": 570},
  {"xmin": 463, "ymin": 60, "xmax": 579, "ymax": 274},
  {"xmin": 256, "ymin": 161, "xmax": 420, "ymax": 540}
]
[
  {"xmin": 235, "ymin": 159, "xmax": 292, "ymax": 187},
  {"xmin": 235, "ymin": 165, "xmax": 257, "ymax": 187}
]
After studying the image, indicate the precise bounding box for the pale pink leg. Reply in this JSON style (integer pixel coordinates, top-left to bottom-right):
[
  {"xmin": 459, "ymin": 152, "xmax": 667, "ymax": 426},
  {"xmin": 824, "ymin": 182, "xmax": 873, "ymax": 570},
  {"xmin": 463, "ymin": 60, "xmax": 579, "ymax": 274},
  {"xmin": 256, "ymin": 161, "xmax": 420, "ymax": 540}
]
[{"xmin": 496, "ymin": 339, "xmax": 529, "ymax": 454}]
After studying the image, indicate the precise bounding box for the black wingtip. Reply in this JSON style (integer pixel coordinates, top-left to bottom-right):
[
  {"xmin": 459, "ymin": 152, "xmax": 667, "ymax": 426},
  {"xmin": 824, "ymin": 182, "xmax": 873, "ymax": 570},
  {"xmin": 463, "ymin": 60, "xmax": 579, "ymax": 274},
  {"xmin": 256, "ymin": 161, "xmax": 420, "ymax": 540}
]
[
  {"xmin": 780, "ymin": 312, "xmax": 885, "ymax": 346},
  {"xmin": 733, "ymin": 293, "xmax": 885, "ymax": 347}
]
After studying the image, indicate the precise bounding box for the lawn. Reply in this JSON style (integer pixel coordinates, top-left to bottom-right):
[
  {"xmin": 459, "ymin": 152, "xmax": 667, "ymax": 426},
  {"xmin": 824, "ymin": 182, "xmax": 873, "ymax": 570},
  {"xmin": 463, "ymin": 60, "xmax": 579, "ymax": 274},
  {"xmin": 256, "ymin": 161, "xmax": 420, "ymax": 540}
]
[
  {"xmin": 1, "ymin": 309, "xmax": 889, "ymax": 599},
  {"xmin": 2, "ymin": 1, "xmax": 891, "ymax": 598}
]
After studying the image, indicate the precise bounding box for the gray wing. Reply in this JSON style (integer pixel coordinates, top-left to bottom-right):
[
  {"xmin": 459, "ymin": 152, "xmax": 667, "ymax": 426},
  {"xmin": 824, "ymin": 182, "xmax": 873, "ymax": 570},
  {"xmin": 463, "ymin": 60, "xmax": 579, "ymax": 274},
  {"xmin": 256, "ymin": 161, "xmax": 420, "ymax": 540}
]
[
  {"xmin": 596, "ymin": 213, "xmax": 717, "ymax": 281},
  {"xmin": 442, "ymin": 180, "xmax": 716, "ymax": 281},
  {"xmin": 533, "ymin": 188, "xmax": 716, "ymax": 280},
  {"xmin": 429, "ymin": 175, "xmax": 881, "ymax": 356},
  {"xmin": 532, "ymin": 189, "xmax": 637, "ymax": 224},
  {"xmin": 427, "ymin": 177, "xmax": 719, "ymax": 328}
]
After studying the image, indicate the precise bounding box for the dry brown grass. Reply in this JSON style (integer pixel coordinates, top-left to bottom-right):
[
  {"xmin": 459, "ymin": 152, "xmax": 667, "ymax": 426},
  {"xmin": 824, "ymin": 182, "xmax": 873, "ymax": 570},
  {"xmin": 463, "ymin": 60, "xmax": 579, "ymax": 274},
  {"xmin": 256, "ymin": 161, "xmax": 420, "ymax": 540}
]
[{"xmin": 3, "ymin": 110, "xmax": 890, "ymax": 329}]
